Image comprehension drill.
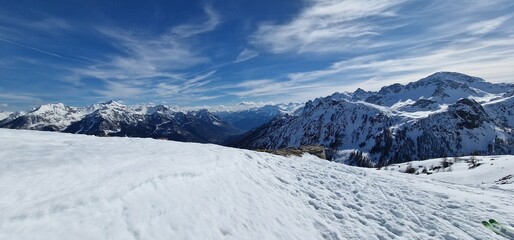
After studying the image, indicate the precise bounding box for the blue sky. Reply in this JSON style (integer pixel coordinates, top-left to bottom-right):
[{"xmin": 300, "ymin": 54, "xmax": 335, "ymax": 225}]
[{"xmin": 1, "ymin": 0, "xmax": 513, "ymax": 110}]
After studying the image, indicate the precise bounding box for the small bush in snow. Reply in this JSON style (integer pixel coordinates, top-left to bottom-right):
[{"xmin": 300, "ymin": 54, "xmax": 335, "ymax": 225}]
[
  {"xmin": 441, "ymin": 158, "xmax": 450, "ymax": 168},
  {"xmin": 404, "ymin": 163, "xmax": 416, "ymax": 174},
  {"xmin": 468, "ymin": 156, "xmax": 481, "ymax": 169}
]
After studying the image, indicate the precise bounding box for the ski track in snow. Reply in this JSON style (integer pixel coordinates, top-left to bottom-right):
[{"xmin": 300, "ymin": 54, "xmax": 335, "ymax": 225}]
[{"xmin": 0, "ymin": 129, "xmax": 513, "ymax": 240}]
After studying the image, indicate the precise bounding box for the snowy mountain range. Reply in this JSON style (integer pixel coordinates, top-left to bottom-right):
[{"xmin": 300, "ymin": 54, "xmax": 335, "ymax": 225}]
[
  {"xmin": 2, "ymin": 71, "xmax": 512, "ymax": 166},
  {"xmin": 0, "ymin": 101, "xmax": 300, "ymax": 144},
  {"xmin": 235, "ymin": 72, "xmax": 514, "ymax": 166}
]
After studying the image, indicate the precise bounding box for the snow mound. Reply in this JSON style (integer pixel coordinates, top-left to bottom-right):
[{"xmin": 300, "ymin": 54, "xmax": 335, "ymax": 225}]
[{"xmin": 1, "ymin": 129, "xmax": 513, "ymax": 239}]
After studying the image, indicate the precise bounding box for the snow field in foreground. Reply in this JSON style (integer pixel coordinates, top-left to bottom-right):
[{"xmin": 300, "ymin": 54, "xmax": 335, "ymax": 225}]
[{"xmin": 0, "ymin": 129, "xmax": 513, "ymax": 240}]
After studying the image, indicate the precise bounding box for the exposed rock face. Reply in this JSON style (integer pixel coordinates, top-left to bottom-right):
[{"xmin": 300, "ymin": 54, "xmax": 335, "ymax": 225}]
[{"xmin": 257, "ymin": 145, "xmax": 327, "ymax": 159}]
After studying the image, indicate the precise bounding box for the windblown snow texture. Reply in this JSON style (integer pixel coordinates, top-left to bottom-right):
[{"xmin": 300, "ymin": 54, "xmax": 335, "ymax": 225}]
[{"xmin": 0, "ymin": 129, "xmax": 513, "ymax": 239}]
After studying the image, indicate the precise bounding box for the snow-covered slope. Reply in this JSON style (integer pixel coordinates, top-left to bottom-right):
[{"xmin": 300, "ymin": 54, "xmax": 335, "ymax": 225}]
[
  {"xmin": 383, "ymin": 155, "xmax": 514, "ymax": 185},
  {"xmin": 1, "ymin": 129, "xmax": 513, "ymax": 240},
  {"xmin": 484, "ymin": 95, "xmax": 514, "ymax": 129},
  {"xmin": 237, "ymin": 72, "xmax": 514, "ymax": 166}
]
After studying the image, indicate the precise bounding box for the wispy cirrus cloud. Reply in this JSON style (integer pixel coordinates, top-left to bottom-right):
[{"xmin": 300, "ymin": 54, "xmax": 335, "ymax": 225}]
[
  {"xmin": 279, "ymin": 37, "xmax": 514, "ymax": 98},
  {"xmin": 72, "ymin": 4, "xmax": 223, "ymax": 101},
  {"xmin": 156, "ymin": 70, "xmax": 217, "ymax": 96},
  {"xmin": 250, "ymin": 0, "xmax": 406, "ymax": 54},
  {"xmin": 30, "ymin": 17, "xmax": 72, "ymax": 31},
  {"xmin": 171, "ymin": 4, "xmax": 221, "ymax": 37},
  {"xmin": 0, "ymin": 92, "xmax": 42, "ymax": 102},
  {"xmin": 81, "ymin": 27, "xmax": 208, "ymax": 80},
  {"xmin": 0, "ymin": 14, "xmax": 72, "ymax": 35},
  {"xmin": 0, "ymin": 90, "xmax": 45, "ymax": 110},
  {"xmin": 0, "ymin": 37, "xmax": 93, "ymax": 64},
  {"xmin": 290, "ymin": 40, "xmax": 514, "ymax": 89},
  {"xmin": 2, "ymin": 1, "xmax": 514, "ymax": 109},
  {"xmin": 466, "ymin": 15, "xmax": 511, "ymax": 35},
  {"xmin": 234, "ymin": 48, "xmax": 259, "ymax": 63}
]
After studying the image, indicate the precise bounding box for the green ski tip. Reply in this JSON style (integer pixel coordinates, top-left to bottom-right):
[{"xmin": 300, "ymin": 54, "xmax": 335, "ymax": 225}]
[
  {"xmin": 489, "ymin": 219, "xmax": 514, "ymax": 233},
  {"xmin": 483, "ymin": 219, "xmax": 513, "ymax": 239}
]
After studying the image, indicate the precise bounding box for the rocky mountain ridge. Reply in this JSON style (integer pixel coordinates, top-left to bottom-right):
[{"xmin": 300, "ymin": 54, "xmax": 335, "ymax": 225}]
[{"xmin": 235, "ymin": 72, "xmax": 514, "ymax": 166}]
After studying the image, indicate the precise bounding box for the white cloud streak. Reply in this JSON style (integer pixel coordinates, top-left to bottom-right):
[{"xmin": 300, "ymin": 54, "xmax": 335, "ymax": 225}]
[
  {"xmin": 73, "ymin": 4, "xmax": 222, "ymax": 101},
  {"xmin": 171, "ymin": 4, "xmax": 221, "ymax": 37},
  {"xmin": 0, "ymin": 92, "xmax": 41, "ymax": 101},
  {"xmin": 466, "ymin": 15, "xmax": 511, "ymax": 35},
  {"xmin": 234, "ymin": 48, "xmax": 259, "ymax": 63},
  {"xmin": 251, "ymin": 0, "xmax": 406, "ymax": 53},
  {"xmin": 0, "ymin": 37, "xmax": 92, "ymax": 64}
]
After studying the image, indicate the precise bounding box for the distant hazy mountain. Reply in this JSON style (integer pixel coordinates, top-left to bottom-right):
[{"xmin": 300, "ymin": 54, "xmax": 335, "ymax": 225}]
[
  {"xmin": 213, "ymin": 103, "xmax": 302, "ymax": 132},
  {"xmin": 0, "ymin": 100, "xmax": 299, "ymax": 144}
]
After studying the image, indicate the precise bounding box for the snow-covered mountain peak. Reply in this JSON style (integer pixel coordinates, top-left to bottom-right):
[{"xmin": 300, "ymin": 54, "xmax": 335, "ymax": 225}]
[
  {"xmin": 86, "ymin": 100, "xmax": 127, "ymax": 112},
  {"xmin": 30, "ymin": 103, "xmax": 69, "ymax": 115},
  {"xmin": 0, "ymin": 103, "xmax": 86, "ymax": 131},
  {"xmin": 190, "ymin": 109, "xmax": 224, "ymax": 125},
  {"xmin": 103, "ymin": 100, "xmax": 123, "ymax": 106},
  {"xmin": 192, "ymin": 108, "xmax": 216, "ymax": 119},
  {"xmin": 145, "ymin": 105, "xmax": 175, "ymax": 115},
  {"xmin": 326, "ymin": 92, "xmax": 352, "ymax": 101},
  {"xmin": 100, "ymin": 100, "xmax": 126, "ymax": 110},
  {"xmin": 0, "ymin": 111, "xmax": 13, "ymax": 121},
  {"xmin": 423, "ymin": 71, "xmax": 485, "ymax": 84},
  {"xmin": 275, "ymin": 102, "xmax": 304, "ymax": 115},
  {"xmin": 364, "ymin": 72, "xmax": 506, "ymax": 107}
]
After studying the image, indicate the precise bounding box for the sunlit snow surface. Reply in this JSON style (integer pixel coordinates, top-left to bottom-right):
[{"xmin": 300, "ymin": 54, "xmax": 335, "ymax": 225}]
[
  {"xmin": 1, "ymin": 129, "xmax": 513, "ymax": 240},
  {"xmin": 384, "ymin": 155, "xmax": 514, "ymax": 185}
]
